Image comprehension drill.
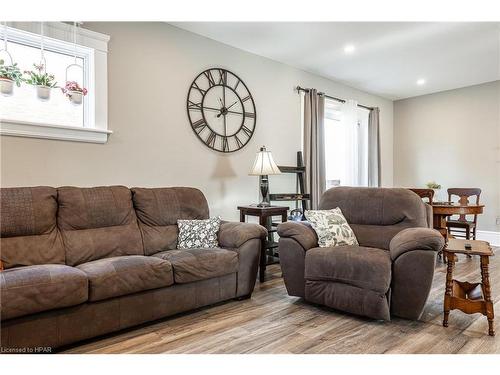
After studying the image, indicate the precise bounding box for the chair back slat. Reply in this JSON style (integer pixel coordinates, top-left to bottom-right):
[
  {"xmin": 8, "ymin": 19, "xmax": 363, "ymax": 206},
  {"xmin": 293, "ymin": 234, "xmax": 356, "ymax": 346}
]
[
  {"xmin": 447, "ymin": 188, "xmax": 481, "ymax": 223},
  {"xmin": 408, "ymin": 188, "xmax": 434, "ymax": 204}
]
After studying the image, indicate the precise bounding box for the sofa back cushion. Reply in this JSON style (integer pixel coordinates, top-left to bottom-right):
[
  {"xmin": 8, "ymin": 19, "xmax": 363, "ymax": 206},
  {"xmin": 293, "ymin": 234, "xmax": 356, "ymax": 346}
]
[
  {"xmin": 0, "ymin": 187, "xmax": 65, "ymax": 269},
  {"xmin": 132, "ymin": 187, "xmax": 209, "ymax": 255},
  {"xmin": 57, "ymin": 186, "xmax": 143, "ymax": 266},
  {"xmin": 318, "ymin": 187, "xmax": 428, "ymax": 249}
]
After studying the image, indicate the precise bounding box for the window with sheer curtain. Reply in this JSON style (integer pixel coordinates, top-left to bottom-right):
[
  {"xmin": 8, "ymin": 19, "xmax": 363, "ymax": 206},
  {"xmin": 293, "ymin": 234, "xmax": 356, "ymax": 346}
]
[{"xmin": 324, "ymin": 98, "xmax": 370, "ymax": 189}]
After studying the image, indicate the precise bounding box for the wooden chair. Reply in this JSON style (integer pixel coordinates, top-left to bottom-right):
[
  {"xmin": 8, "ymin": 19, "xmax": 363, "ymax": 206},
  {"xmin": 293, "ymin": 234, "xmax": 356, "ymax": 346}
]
[
  {"xmin": 446, "ymin": 188, "xmax": 481, "ymax": 240},
  {"xmin": 408, "ymin": 188, "xmax": 434, "ymax": 204}
]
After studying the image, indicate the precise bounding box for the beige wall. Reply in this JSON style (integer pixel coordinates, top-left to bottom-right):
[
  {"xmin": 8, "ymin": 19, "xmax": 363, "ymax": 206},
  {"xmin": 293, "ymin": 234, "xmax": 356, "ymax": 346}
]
[
  {"xmin": 0, "ymin": 22, "xmax": 393, "ymax": 221},
  {"xmin": 394, "ymin": 81, "xmax": 500, "ymax": 232}
]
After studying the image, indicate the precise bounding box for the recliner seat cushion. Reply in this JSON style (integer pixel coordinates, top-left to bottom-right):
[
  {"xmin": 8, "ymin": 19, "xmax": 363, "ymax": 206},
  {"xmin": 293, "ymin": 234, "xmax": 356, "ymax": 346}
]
[
  {"xmin": 0, "ymin": 264, "xmax": 88, "ymax": 320},
  {"xmin": 305, "ymin": 246, "xmax": 392, "ymax": 294},
  {"xmin": 77, "ymin": 255, "xmax": 173, "ymax": 302},
  {"xmin": 152, "ymin": 248, "xmax": 238, "ymax": 283}
]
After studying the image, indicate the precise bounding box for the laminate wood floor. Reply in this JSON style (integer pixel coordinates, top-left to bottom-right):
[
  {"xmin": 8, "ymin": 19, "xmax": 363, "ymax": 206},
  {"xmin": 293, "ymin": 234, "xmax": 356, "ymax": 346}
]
[{"xmin": 64, "ymin": 248, "xmax": 500, "ymax": 354}]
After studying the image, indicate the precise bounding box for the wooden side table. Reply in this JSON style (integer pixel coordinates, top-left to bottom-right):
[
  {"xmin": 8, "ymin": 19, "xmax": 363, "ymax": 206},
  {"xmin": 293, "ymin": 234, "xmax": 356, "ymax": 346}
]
[
  {"xmin": 237, "ymin": 205, "xmax": 288, "ymax": 282},
  {"xmin": 443, "ymin": 239, "xmax": 495, "ymax": 336}
]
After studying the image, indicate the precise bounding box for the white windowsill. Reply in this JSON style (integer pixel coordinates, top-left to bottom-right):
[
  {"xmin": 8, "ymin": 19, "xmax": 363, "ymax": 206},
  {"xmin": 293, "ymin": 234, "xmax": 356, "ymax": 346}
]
[{"xmin": 0, "ymin": 120, "xmax": 112, "ymax": 144}]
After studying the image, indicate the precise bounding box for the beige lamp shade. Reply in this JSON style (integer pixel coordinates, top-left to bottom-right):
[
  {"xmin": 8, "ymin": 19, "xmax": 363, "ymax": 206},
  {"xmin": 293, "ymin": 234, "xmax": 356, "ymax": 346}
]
[{"xmin": 249, "ymin": 146, "xmax": 282, "ymax": 176}]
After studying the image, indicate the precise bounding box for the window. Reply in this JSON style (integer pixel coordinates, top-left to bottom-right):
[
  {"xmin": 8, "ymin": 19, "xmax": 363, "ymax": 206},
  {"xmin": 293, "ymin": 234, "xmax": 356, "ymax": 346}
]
[
  {"xmin": 0, "ymin": 23, "xmax": 110, "ymax": 143},
  {"xmin": 324, "ymin": 98, "xmax": 370, "ymax": 189}
]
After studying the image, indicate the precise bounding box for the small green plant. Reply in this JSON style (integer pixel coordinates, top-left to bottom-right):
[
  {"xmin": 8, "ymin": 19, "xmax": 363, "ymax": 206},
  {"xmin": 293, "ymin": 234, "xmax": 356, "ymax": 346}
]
[
  {"xmin": 0, "ymin": 59, "xmax": 23, "ymax": 87},
  {"xmin": 426, "ymin": 181, "xmax": 441, "ymax": 189},
  {"xmin": 23, "ymin": 63, "xmax": 57, "ymax": 87}
]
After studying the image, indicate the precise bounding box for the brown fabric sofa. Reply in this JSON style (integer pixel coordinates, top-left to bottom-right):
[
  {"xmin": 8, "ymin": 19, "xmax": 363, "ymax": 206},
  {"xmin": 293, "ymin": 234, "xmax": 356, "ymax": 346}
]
[
  {"xmin": 0, "ymin": 186, "xmax": 266, "ymax": 350},
  {"xmin": 278, "ymin": 187, "xmax": 444, "ymax": 321}
]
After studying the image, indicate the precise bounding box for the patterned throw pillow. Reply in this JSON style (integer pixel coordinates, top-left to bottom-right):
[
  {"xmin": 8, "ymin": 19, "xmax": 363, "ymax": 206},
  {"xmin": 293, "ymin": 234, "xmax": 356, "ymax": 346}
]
[
  {"xmin": 177, "ymin": 217, "xmax": 221, "ymax": 249},
  {"xmin": 305, "ymin": 208, "xmax": 358, "ymax": 247}
]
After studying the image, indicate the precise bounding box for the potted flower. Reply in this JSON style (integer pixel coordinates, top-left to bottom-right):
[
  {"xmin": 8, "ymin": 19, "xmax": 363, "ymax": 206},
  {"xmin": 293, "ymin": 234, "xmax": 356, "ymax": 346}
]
[
  {"xmin": 0, "ymin": 59, "xmax": 23, "ymax": 96},
  {"xmin": 24, "ymin": 63, "xmax": 57, "ymax": 100},
  {"xmin": 426, "ymin": 181, "xmax": 442, "ymax": 202},
  {"xmin": 61, "ymin": 81, "xmax": 87, "ymax": 105}
]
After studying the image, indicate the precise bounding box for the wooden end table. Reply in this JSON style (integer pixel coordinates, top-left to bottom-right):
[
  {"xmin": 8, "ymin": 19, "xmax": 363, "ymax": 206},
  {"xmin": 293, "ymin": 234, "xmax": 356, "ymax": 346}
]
[
  {"xmin": 237, "ymin": 205, "xmax": 288, "ymax": 282},
  {"xmin": 443, "ymin": 239, "xmax": 495, "ymax": 336}
]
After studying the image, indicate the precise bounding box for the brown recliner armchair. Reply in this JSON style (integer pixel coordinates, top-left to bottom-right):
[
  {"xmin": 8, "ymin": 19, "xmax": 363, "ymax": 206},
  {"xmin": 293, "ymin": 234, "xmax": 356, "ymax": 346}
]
[{"xmin": 278, "ymin": 187, "xmax": 444, "ymax": 321}]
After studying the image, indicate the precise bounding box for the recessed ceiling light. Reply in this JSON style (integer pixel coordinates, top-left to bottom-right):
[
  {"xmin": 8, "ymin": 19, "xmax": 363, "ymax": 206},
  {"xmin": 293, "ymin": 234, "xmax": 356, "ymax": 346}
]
[
  {"xmin": 417, "ymin": 79, "xmax": 426, "ymax": 86},
  {"xmin": 344, "ymin": 44, "xmax": 356, "ymax": 54}
]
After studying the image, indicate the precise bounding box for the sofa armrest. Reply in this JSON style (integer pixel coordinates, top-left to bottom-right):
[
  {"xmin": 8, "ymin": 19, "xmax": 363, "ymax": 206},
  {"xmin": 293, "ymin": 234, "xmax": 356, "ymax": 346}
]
[
  {"xmin": 218, "ymin": 221, "xmax": 267, "ymax": 298},
  {"xmin": 218, "ymin": 221, "xmax": 267, "ymax": 249},
  {"xmin": 389, "ymin": 227, "xmax": 445, "ymax": 261},
  {"xmin": 277, "ymin": 221, "xmax": 318, "ymax": 251}
]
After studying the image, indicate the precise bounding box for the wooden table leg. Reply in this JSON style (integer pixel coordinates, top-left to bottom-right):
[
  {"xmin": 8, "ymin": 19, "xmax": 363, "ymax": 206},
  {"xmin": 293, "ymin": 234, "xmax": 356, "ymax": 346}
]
[
  {"xmin": 434, "ymin": 213, "xmax": 449, "ymax": 259},
  {"xmin": 443, "ymin": 251, "xmax": 456, "ymax": 328},
  {"xmin": 258, "ymin": 214, "xmax": 268, "ymax": 283},
  {"xmin": 480, "ymin": 255, "xmax": 495, "ymax": 336}
]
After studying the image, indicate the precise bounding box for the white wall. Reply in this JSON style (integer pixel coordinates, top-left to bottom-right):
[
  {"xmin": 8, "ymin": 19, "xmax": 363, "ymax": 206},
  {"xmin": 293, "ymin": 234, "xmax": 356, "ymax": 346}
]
[
  {"xmin": 394, "ymin": 81, "xmax": 500, "ymax": 233},
  {"xmin": 0, "ymin": 22, "xmax": 393, "ymax": 221}
]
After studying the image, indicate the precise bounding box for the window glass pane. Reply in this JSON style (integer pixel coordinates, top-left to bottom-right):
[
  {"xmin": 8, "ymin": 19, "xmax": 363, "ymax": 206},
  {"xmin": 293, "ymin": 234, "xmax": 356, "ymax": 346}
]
[
  {"xmin": 324, "ymin": 99, "xmax": 370, "ymax": 188},
  {"xmin": 0, "ymin": 40, "xmax": 84, "ymax": 127}
]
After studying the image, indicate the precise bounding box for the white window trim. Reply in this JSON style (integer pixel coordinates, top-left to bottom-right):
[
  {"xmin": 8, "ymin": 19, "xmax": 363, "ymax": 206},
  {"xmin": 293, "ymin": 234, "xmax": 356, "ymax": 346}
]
[{"xmin": 0, "ymin": 22, "xmax": 111, "ymax": 144}]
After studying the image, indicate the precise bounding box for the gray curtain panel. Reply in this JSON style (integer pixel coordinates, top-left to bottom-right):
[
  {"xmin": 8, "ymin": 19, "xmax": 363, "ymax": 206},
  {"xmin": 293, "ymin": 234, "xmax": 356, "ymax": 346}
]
[
  {"xmin": 303, "ymin": 89, "xmax": 326, "ymax": 209},
  {"xmin": 368, "ymin": 107, "xmax": 381, "ymax": 187}
]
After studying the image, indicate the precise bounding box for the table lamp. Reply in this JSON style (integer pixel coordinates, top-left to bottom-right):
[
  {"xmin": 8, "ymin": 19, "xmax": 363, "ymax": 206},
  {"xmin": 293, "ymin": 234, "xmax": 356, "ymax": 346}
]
[{"xmin": 249, "ymin": 146, "xmax": 282, "ymax": 207}]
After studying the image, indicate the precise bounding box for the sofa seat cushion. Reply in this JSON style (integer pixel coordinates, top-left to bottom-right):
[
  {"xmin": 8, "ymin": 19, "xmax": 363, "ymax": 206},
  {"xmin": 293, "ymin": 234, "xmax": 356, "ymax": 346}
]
[
  {"xmin": 0, "ymin": 264, "xmax": 88, "ymax": 320},
  {"xmin": 152, "ymin": 248, "xmax": 238, "ymax": 284},
  {"xmin": 305, "ymin": 246, "xmax": 392, "ymax": 294},
  {"xmin": 77, "ymin": 255, "xmax": 173, "ymax": 302}
]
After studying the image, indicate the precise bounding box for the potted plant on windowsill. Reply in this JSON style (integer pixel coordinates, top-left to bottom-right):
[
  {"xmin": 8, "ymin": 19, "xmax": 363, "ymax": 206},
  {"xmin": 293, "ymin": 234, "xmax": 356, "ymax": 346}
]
[
  {"xmin": 0, "ymin": 59, "xmax": 23, "ymax": 96},
  {"xmin": 61, "ymin": 81, "xmax": 87, "ymax": 105},
  {"xmin": 24, "ymin": 63, "xmax": 57, "ymax": 101}
]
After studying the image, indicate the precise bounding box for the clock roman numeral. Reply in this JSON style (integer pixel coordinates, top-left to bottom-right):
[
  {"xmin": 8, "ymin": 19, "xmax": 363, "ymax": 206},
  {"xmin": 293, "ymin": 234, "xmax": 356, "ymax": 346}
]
[
  {"xmin": 188, "ymin": 100, "xmax": 202, "ymax": 110},
  {"xmin": 222, "ymin": 137, "xmax": 229, "ymax": 152},
  {"xmin": 192, "ymin": 119, "xmax": 206, "ymax": 133},
  {"xmin": 206, "ymin": 131, "xmax": 217, "ymax": 148},
  {"xmin": 241, "ymin": 95, "xmax": 251, "ymax": 102},
  {"xmin": 204, "ymin": 71, "xmax": 216, "ymax": 87},
  {"xmin": 233, "ymin": 79, "xmax": 240, "ymax": 90},
  {"xmin": 218, "ymin": 69, "xmax": 227, "ymax": 85},
  {"xmin": 244, "ymin": 112, "xmax": 255, "ymax": 118},
  {"xmin": 191, "ymin": 82, "xmax": 206, "ymax": 95},
  {"xmin": 234, "ymin": 134, "xmax": 244, "ymax": 148},
  {"xmin": 241, "ymin": 125, "xmax": 253, "ymax": 137}
]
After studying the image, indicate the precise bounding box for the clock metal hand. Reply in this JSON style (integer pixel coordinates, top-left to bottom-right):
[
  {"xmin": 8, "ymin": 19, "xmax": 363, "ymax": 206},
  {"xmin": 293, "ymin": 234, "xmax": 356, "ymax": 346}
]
[{"xmin": 226, "ymin": 101, "xmax": 238, "ymax": 111}]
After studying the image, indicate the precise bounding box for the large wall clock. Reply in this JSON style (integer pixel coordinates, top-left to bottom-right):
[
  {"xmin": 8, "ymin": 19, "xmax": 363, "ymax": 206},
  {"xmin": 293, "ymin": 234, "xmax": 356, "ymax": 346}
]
[{"xmin": 187, "ymin": 68, "xmax": 256, "ymax": 153}]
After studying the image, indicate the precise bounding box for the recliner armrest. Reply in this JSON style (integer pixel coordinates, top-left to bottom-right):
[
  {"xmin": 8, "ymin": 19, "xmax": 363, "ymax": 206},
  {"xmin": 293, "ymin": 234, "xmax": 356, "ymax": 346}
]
[
  {"xmin": 389, "ymin": 227, "xmax": 444, "ymax": 261},
  {"xmin": 277, "ymin": 221, "xmax": 318, "ymax": 251},
  {"xmin": 218, "ymin": 221, "xmax": 267, "ymax": 249}
]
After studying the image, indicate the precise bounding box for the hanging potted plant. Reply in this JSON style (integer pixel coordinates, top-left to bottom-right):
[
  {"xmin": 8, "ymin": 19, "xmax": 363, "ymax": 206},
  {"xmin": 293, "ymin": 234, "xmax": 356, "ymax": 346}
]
[
  {"xmin": 24, "ymin": 63, "xmax": 57, "ymax": 101},
  {"xmin": 0, "ymin": 58, "xmax": 23, "ymax": 96},
  {"xmin": 61, "ymin": 81, "xmax": 87, "ymax": 105}
]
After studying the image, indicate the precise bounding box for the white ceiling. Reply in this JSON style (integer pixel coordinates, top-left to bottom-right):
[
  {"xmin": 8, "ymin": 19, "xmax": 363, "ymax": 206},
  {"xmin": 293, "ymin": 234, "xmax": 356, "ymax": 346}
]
[{"xmin": 171, "ymin": 22, "xmax": 500, "ymax": 100}]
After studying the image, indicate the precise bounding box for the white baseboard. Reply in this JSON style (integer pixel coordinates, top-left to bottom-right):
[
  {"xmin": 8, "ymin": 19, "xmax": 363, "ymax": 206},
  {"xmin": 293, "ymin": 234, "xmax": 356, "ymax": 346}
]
[{"xmin": 476, "ymin": 230, "xmax": 500, "ymax": 247}]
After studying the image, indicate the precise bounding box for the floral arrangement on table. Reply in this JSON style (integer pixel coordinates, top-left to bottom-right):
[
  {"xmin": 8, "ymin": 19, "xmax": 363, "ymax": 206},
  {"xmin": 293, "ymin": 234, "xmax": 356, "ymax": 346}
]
[
  {"xmin": 23, "ymin": 63, "xmax": 57, "ymax": 87},
  {"xmin": 426, "ymin": 181, "xmax": 441, "ymax": 189},
  {"xmin": 426, "ymin": 181, "xmax": 442, "ymax": 202},
  {"xmin": 61, "ymin": 81, "xmax": 87, "ymax": 104}
]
